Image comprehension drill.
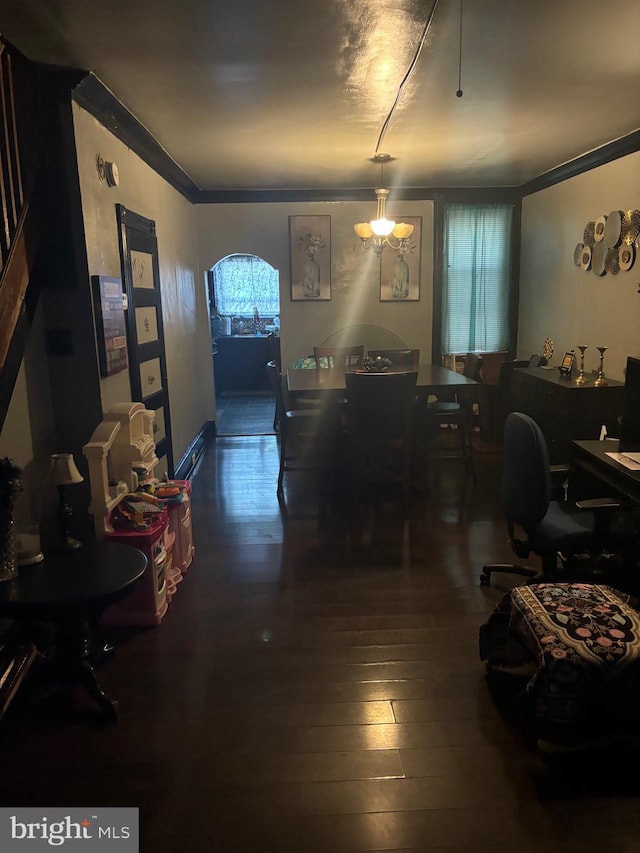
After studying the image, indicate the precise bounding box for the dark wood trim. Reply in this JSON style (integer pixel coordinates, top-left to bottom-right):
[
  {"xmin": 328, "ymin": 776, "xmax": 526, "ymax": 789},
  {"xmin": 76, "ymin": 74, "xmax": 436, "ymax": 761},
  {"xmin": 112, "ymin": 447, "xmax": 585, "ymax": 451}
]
[
  {"xmin": 72, "ymin": 73, "xmax": 200, "ymax": 203},
  {"xmin": 520, "ymin": 131, "xmax": 640, "ymax": 196},
  {"xmin": 174, "ymin": 421, "xmax": 216, "ymax": 480}
]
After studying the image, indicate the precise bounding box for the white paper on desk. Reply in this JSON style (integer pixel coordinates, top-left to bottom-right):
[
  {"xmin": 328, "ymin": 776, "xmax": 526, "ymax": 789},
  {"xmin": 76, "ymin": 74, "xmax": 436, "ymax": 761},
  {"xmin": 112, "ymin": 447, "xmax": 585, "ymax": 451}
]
[{"xmin": 605, "ymin": 452, "xmax": 640, "ymax": 470}]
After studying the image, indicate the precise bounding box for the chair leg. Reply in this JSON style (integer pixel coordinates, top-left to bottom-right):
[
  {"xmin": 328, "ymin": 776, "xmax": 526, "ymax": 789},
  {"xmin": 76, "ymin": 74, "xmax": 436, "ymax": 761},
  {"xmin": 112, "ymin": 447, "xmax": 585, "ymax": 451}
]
[{"xmin": 480, "ymin": 563, "xmax": 540, "ymax": 586}]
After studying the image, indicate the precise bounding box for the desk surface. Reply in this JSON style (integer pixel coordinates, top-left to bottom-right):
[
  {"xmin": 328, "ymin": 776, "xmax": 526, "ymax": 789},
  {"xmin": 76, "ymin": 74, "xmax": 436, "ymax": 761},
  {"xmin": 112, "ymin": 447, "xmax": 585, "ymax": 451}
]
[
  {"xmin": 287, "ymin": 364, "xmax": 477, "ymax": 396},
  {"xmin": 0, "ymin": 541, "xmax": 147, "ymax": 616},
  {"xmin": 572, "ymin": 439, "xmax": 640, "ymax": 503}
]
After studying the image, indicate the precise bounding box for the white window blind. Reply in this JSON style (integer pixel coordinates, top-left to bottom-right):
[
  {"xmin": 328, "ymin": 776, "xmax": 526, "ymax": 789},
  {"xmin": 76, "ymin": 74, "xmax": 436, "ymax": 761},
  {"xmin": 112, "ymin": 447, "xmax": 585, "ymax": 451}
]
[
  {"xmin": 213, "ymin": 254, "xmax": 279, "ymax": 317},
  {"xmin": 441, "ymin": 204, "xmax": 512, "ymax": 354}
]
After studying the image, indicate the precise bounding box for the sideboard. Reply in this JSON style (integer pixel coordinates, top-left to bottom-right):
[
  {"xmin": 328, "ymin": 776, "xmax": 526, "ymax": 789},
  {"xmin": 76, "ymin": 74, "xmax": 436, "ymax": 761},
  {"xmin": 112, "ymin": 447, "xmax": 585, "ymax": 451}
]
[{"xmin": 510, "ymin": 367, "xmax": 625, "ymax": 463}]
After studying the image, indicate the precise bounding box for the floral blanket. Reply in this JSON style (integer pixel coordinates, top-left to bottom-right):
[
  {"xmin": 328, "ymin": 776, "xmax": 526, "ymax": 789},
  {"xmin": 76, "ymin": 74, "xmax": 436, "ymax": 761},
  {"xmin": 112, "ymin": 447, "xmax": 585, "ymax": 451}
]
[{"xmin": 481, "ymin": 583, "xmax": 640, "ymax": 745}]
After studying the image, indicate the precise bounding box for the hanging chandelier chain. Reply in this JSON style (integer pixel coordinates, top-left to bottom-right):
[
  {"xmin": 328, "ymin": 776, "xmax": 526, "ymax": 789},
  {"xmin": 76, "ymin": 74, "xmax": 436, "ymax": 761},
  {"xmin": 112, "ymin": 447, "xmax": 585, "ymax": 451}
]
[{"xmin": 374, "ymin": 0, "xmax": 440, "ymax": 157}]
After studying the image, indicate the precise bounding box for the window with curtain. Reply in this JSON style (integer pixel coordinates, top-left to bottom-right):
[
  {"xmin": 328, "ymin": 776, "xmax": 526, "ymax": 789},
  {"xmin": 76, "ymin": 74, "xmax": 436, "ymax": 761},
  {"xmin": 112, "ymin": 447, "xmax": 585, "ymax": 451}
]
[
  {"xmin": 212, "ymin": 254, "xmax": 280, "ymax": 317},
  {"xmin": 441, "ymin": 204, "xmax": 513, "ymax": 355}
]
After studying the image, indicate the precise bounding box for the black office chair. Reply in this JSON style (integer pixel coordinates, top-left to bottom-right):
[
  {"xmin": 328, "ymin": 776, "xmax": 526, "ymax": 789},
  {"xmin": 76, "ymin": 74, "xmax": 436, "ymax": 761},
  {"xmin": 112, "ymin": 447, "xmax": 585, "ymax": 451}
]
[{"xmin": 480, "ymin": 411, "xmax": 619, "ymax": 586}]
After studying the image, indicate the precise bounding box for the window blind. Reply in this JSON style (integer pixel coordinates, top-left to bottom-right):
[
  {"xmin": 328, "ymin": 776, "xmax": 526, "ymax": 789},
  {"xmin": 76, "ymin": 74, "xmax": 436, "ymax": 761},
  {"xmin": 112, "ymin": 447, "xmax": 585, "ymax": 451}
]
[{"xmin": 441, "ymin": 204, "xmax": 512, "ymax": 354}]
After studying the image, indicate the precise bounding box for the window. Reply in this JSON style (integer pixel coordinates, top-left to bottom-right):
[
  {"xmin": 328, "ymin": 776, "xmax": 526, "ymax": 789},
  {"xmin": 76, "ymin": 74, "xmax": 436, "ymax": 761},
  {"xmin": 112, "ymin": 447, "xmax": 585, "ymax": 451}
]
[
  {"xmin": 212, "ymin": 254, "xmax": 279, "ymax": 318},
  {"xmin": 441, "ymin": 204, "xmax": 513, "ymax": 354}
]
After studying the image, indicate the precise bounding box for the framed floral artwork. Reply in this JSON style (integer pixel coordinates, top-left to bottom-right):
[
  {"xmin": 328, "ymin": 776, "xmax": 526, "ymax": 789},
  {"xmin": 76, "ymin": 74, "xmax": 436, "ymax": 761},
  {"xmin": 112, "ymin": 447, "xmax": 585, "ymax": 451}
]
[
  {"xmin": 289, "ymin": 215, "xmax": 331, "ymax": 301},
  {"xmin": 379, "ymin": 216, "xmax": 422, "ymax": 302}
]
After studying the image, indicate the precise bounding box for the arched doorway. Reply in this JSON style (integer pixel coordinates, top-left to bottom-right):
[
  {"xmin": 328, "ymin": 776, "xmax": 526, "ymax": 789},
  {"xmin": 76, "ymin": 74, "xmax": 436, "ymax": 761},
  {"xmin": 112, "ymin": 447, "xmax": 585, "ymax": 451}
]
[{"xmin": 208, "ymin": 254, "xmax": 280, "ymax": 436}]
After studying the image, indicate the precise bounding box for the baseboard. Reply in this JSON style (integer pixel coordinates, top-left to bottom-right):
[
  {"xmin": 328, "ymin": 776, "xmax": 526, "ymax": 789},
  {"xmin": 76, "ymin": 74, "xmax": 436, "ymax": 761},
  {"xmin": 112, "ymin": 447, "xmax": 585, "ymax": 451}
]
[{"xmin": 174, "ymin": 420, "xmax": 216, "ymax": 480}]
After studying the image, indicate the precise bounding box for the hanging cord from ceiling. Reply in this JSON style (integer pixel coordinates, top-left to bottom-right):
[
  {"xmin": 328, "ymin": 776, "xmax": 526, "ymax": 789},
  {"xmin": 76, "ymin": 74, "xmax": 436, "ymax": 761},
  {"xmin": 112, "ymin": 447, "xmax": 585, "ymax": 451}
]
[
  {"xmin": 374, "ymin": 0, "xmax": 440, "ymax": 158},
  {"xmin": 456, "ymin": 0, "xmax": 464, "ymax": 97}
]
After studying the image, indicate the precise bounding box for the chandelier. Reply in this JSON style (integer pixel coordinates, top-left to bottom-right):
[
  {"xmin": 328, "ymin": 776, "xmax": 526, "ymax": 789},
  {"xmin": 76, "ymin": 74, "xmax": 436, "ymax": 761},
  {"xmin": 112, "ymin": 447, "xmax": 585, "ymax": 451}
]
[{"xmin": 354, "ymin": 155, "xmax": 414, "ymax": 255}]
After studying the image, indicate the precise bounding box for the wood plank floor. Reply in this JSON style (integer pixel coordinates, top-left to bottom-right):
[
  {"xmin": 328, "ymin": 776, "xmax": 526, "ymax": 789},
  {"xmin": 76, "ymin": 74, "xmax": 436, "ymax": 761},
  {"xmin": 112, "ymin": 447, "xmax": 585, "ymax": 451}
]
[{"xmin": 0, "ymin": 435, "xmax": 639, "ymax": 852}]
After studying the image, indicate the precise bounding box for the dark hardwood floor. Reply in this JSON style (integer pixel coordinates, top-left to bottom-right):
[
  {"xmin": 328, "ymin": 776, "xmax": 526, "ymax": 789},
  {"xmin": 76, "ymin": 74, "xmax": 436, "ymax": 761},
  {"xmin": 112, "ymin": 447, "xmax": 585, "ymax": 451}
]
[{"xmin": 0, "ymin": 434, "xmax": 639, "ymax": 852}]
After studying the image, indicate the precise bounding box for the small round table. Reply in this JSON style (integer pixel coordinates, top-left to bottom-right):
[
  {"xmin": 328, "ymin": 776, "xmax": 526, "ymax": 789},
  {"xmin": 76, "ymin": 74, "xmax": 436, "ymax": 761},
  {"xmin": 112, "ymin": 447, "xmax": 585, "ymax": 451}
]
[{"xmin": 0, "ymin": 540, "xmax": 147, "ymax": 722}]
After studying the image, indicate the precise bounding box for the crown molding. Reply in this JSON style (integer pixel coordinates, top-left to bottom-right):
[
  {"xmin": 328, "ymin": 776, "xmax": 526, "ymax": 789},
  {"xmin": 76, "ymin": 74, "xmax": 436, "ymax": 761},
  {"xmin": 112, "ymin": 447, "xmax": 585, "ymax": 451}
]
[{"xmin": 71, "ymin": 73, "xmax": 200, "ymax": 203}]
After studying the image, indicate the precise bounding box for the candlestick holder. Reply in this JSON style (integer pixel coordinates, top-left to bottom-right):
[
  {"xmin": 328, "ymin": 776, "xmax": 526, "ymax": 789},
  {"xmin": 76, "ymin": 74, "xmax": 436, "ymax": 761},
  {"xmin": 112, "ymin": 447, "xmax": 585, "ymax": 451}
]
[
  {"xmin": 594, "ymin": 346, "xmax": 608, "ymax": 387},
  {"xmin": 575, "ymin": 345, "xmax": 588, "ymax": 384}
]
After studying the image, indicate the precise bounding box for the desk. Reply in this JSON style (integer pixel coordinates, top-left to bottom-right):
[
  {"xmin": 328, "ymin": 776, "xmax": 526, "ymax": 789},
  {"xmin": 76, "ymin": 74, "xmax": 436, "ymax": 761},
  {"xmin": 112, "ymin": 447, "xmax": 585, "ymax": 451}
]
[
  {"xmin": 572, "ymin": 439, "xmax": 640, "ymax": 504},
  {"xmin": 0, "ymin": 541, "xmax": 147, "ymax": 721},
  {"xmin": 287, "ymin": 363, "xmax": 477, "ymax": 403}
]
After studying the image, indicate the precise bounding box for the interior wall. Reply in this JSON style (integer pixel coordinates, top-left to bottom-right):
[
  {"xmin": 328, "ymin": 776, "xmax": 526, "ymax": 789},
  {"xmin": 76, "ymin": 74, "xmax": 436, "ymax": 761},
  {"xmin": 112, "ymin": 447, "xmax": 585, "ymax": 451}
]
[
  {"xmin": 519, "ymin": 151, "xmax": 640, "ymax": 381},
  {"xmin": 72, "ymin": 104, "xmax": 215, "ymax": 464},
  {"xmin": 196, "ymin": 200, "xmax": 434, "ymax": 370}
]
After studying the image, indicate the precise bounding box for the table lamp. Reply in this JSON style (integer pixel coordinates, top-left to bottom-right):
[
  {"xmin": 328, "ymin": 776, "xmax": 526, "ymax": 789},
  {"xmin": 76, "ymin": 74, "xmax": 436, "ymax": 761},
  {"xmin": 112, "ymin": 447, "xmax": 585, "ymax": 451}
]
[{"xmin": 51, "ymin": 453, "xmax": 84, "ymax": 551}]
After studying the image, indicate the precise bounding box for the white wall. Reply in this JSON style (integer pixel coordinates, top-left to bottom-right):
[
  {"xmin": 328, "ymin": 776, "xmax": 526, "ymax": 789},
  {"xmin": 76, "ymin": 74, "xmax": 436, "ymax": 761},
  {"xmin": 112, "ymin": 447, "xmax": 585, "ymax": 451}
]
[
  {"xmin": 72, "ymin": 104, "xmax": 215, "ymax": 463},
  {"xmin": 519, "ymin": 151, "xmax": 640, "ymax": 381},
  {"xmin": 196, "ymin": 200, "xmax": 434, "ymax": 370}
]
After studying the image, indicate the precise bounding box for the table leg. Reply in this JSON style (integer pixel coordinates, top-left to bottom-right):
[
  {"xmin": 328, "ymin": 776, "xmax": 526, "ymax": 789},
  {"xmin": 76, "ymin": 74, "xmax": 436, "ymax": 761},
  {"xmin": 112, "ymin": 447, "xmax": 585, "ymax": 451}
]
[{"xmin": 53, "ymin": 616, "xmax": 119, "ymax": 722}]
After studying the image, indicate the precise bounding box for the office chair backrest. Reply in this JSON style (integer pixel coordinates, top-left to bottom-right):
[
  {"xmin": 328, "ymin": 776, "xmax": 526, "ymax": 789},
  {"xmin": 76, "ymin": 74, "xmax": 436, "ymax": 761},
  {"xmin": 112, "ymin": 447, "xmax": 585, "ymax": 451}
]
[{"xmin": 501, "ymin": 412, "xmax": 551, "ymax": 530}]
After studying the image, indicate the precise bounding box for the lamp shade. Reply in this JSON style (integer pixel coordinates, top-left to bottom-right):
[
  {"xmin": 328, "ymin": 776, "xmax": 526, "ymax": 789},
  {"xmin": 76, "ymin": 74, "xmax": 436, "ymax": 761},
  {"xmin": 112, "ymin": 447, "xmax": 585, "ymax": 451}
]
[{"xmin": 51, "ymin": 453, "xmax": 84, "ymax": 486}]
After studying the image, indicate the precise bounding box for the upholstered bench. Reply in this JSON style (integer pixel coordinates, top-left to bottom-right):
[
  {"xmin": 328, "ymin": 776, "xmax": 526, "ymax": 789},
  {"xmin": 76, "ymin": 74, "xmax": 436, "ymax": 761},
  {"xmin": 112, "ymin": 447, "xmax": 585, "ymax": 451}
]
[{"xmin": 480, "ymin": 583, "xmax": 640, "ymax": 747}]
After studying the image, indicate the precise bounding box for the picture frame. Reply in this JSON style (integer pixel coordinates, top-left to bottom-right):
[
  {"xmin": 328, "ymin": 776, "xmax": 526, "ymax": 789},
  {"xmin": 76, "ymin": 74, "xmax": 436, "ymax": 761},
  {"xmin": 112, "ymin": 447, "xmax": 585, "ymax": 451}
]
[
  {"xmin": 559, "ymin": 351, "xmax": 576, "ymax": 377},
  {"xmin": 379, "ymin": 216, "xmax": 422, "ymax": 301},
  {"xmin": 289, "ymin": 215, "xmax": 331, "ymax": 301},
  {"xmin": 91, "ymin": 275, "xmax": 128, "ymax": 377}
]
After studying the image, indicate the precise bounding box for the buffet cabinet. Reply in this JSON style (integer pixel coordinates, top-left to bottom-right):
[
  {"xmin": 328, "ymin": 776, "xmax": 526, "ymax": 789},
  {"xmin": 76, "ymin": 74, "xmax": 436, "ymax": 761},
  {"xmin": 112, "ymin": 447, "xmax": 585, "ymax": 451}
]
[{"xmin": 510, "ymin": 367, "xmax": 625, "ymax": 464}]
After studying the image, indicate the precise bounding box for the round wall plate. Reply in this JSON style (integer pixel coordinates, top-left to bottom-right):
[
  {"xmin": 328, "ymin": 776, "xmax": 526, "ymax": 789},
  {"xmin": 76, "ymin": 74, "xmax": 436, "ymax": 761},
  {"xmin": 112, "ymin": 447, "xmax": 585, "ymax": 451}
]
[
  {"xmin": 594, "ymin": 215, "xmax": 607, "ymax": 242},
  {"xmin": 591, "ymin": 241, "xmax": 606, "ymax": 276},
  {"xmin": 604, "ymin": 209, "xmax": 624, "ymax": 248},
  {"xmin": 574, "ymin": 242, "xmax": 584, "ymax": 266},
  {"xmin": 579, "ymin": 245, "xmax": 592, "ymax": 270},
  {"xmin": 583, "ymin": 221, "xmax": 596, "ymax": 247},
  {"xmin": 619, "ymin": 242, "xmax": 636, "ymax": 271}
]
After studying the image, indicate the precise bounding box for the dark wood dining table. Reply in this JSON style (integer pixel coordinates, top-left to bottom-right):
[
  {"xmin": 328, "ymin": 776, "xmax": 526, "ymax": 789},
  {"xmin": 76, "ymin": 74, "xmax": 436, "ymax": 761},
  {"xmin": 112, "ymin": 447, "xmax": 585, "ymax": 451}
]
[{"xmin": 286, "ymin": 363, "xmax": 479, "ymax": 403}]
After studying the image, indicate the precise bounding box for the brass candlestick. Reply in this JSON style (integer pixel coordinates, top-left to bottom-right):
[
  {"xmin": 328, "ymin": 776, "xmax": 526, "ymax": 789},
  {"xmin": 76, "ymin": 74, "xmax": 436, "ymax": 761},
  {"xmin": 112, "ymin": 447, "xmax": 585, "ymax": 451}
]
[
  {"xmin": 575, "ymin": 345, "xmax": 588, "ymax": 384},
  {"xmin": 594, "ymin": 346, "xmax": 608, "ymax": 387}
]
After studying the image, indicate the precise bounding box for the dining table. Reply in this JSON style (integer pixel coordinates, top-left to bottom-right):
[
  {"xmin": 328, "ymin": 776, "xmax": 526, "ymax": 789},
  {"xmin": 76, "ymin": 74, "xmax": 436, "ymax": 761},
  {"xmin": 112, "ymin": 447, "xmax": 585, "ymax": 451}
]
[{"xmin": 286, "ymin": 362, "xmax": 479, "ymax": 404}]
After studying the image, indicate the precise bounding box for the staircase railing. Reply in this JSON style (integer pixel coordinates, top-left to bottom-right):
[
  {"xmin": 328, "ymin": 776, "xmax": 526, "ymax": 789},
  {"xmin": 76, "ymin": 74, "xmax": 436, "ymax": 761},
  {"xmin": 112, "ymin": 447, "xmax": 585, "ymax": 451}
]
[{"xmin": 0, "ymin": 37, "xmax": 43, "ymax": 421}]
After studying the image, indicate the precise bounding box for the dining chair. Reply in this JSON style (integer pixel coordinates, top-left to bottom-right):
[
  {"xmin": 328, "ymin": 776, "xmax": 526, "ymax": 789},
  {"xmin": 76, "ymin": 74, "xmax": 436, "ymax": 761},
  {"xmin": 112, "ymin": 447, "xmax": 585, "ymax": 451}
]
[
  {"xmin": 313, "ymin": 345, "xmax": 364, "ymax": 371},
  {"xmin": 265, "ymin": 360, "xmax": 336, "ymax": 499},
  {"xmin": 421, "ymin": 353, "xmax": 483, "ymax": 479},
  {"xmin": 367, "ymin": 349, "xmax": 420, "ymax": 370},
  {"xmin": 344, "ymin": 370, "xmax": 418, "ymax": 516}
]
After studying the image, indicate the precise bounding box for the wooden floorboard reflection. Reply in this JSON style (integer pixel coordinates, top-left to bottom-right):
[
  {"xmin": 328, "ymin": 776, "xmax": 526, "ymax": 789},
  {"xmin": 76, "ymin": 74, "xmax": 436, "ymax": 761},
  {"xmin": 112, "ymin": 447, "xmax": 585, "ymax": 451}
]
[{"xmin": 0, "ymin": 433, "xmax": 639, "ymax": 852}]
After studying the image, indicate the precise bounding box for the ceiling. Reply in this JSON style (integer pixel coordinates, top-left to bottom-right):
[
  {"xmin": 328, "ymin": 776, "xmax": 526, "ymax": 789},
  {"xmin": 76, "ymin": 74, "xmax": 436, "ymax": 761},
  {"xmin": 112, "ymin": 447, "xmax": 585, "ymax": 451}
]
[{"xmin": 2, "ymin": 0, "xmax": 640, "ymax": 193}]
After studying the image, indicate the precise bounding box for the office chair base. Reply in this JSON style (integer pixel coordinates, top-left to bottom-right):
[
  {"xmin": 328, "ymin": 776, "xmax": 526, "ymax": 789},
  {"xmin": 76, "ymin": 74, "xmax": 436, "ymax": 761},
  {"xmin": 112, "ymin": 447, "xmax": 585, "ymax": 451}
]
[{"xmin": 480, "ymin": 563, "xmax": 540, "ymax": 587}]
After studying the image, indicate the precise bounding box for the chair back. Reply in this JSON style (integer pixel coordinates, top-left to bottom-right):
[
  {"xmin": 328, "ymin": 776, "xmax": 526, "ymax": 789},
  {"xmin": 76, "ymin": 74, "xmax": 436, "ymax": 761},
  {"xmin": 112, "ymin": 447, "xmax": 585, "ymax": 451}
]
[
  {"xmin": 266, "ymin": 360, "xmax": 288, "ymax": 429},
  {"xmin": 345, "ymin": 371, "xmax": 418, "ymax": 443},
  {"xmin": 501, "ymin": 412, "xmax": 551, "ymax": 531},
  {"xmin": 314, "ymin": 345, "xmax": 364, "ymax": 370},
  {"xmin": 463, "ymin": 353, "xmax": 483, "ymax": 381},
  {"xmin": 367, "ymin": 349, "xmax": 420, "ymax": 370}
]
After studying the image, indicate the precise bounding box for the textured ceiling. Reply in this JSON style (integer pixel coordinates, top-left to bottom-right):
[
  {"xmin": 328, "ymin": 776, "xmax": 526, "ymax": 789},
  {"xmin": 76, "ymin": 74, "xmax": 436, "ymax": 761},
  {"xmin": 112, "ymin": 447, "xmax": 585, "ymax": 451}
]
[{"xmin": 1, "ymin": 0, "xmax": 640, "ymax": 191}]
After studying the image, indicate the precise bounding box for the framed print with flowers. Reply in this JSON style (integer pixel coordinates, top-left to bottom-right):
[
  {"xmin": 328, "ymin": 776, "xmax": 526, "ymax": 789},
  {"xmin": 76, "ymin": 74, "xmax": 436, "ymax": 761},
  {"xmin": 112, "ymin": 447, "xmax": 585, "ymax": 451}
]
[
  {"xmin": 379, "ymin": 216, "xmax": 421, "ymax": 302},
  {"xmin": 289, "ymin": 215, "xmax": 331, "ymax": 301}
]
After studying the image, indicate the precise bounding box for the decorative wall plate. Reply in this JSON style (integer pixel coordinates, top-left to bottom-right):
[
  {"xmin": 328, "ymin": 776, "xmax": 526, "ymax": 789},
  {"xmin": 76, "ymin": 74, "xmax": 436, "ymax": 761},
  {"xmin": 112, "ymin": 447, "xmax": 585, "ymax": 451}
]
[
  {"xmin": 583, "ymin": 221, "xmax": 596, "ymax": 247},
  {"xmin": 604, "ymin": 209, "xmax": 624, "ymax": 248},
  {"xmin": 618, "ymin": 242, "xmax": 636, "ymax": 271},
  {"xmin": 579, "ymin": 245, "xmax": 592, "ymax": 270},
  {"xmin": 605, "ymin": 247, "xmax": 620, "ymax": 275},
  {"xmin": 574, "ymin": 243, "xmax": 584, "ymax": 266},
  {"xmin": 591, "ymin": 240, "xmax": 606, "ymax": 276},
  {"xmin": 594, "ymin": 215, "xmax": 607, "ymax": 242},
  {"xmin": 622, "ymin": 209, "xmax": 640, "ymax": 245}
]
